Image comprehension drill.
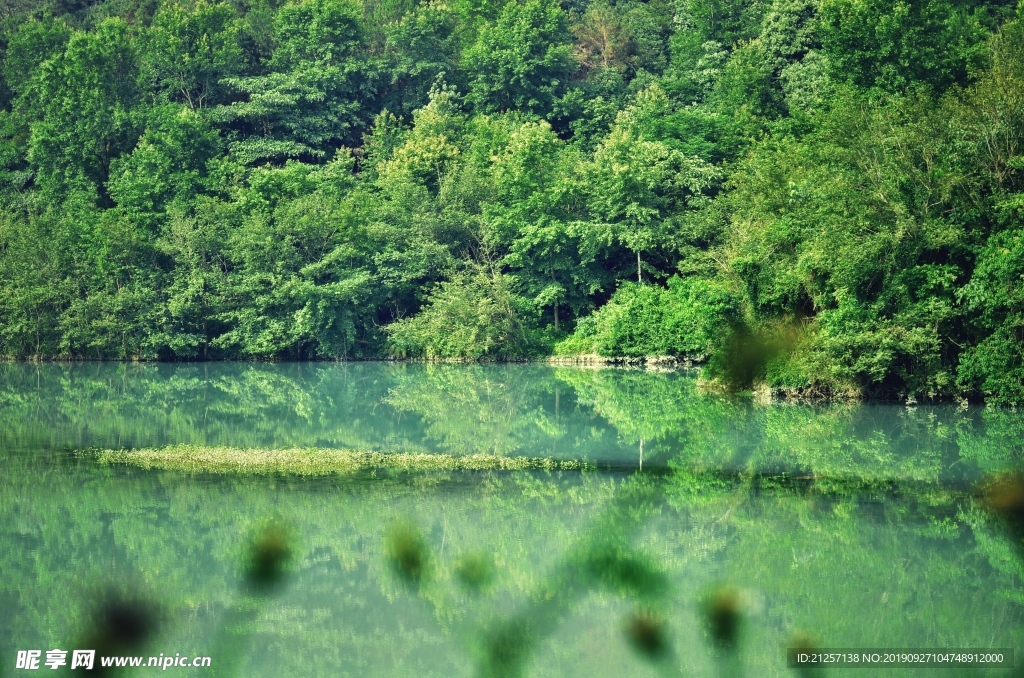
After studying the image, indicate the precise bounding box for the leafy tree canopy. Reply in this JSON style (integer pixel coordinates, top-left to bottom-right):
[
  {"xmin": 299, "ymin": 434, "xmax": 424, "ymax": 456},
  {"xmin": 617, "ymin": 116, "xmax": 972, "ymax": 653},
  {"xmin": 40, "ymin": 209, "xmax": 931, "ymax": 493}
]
[{"xmin": 0, "ymin": 0, "xmax": 1021, "ymax": 403}]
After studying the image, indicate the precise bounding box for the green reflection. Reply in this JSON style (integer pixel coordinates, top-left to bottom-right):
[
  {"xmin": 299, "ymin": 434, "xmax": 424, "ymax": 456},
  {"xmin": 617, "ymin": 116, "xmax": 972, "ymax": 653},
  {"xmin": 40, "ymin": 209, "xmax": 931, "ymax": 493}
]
[
  {"xmin": 1, "ymin": 362, "xmax": 1021, "ymax": 482},
  {"xmin": 1, "ymin": 363, "xmax": 1024, "ymax": 676},
  {"xmin": 2, "ymin": 453, "xmax": 1023, "ymax": 676}
]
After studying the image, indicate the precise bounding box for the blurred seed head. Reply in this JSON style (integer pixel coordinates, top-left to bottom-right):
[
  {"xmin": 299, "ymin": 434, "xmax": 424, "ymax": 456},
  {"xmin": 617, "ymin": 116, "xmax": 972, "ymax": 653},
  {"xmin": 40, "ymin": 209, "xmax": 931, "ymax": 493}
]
[
  {"xmin": 984, "ymin": 472, "xmax": 1024, "ymax": 540},
  {"xmin": 583, "ymin": 543, "xmax": 669, "ymax": 601},
  {"xmin": 386, "ymin": 521, "xmax": 430, "ymax": 585},
  {"xmin": 789, "ymin": 629, "xmax": 817, "ymax": 653},
  {"xmin": 77, "ymin": 595, "xmax": 158, "ymax": 675},
  {"xmin": 482, "ymin": 620, "xmax": 530, "ymax": 678},
  {"xmin": 703, "ymin": 585, "xmax": 743, "ymax": 651},
  {"xmin": 624, "ymin": 609, "xmax": 669, "ymax": 660},
  {"xmin": 246, "ymin": 520, "xmax": 292, "ymax": 589},
  {"xmin": 708, "ymin": 322, "xmax": 801, "ymax": 393},
  {"xmin": 455, "ymin": 551, "xmax": 494, "ymax": 591},
  {"xmin": 789, "ymin": 630, "xmax": 824, "ymax": 678}
]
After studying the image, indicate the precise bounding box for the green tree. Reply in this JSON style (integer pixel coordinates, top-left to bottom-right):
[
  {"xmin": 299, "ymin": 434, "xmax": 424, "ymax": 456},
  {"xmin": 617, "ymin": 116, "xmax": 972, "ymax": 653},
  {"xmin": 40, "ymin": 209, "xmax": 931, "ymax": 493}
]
[
  {"xmin": 954, "ymin": 18, "xmax": 1024, "ymax": 402},
  {"xmin": 483, "ymin": 119, "xmax": 599, "ymax": 331},
  {"xmin": 0, "ymin": 208, "xmax": 75, "ymax": 356},
  {"xmin": 213, "ymin": 157, "xmax": 376, "ymax": 358},
  {"xmin": 1, "ymin": 14, "xmax": 71, "ymax": 99},
  {"xmin": 141, "ymin": 0, "xmax": 242, "ymax": 110},
  {"xmin": 107, "ymin": 105, "xmax": 221, "ymax": 228},
  {"xmin": 386, "ymin": 264, "xmax": 538, "ymax": 359},
  {"xmin": 26, "ymin": 18, "xmax": 140, "ymax": 201},
  {"xmin": 818, "ymin": 0, "xmax": 1003, "ymax": 91},
  {"xmin": 382, "ymin": 2, "xmax": 461, "ymax": 116},
  {"xmin": 213, "ymin": 0, "xmax": 378, "ymax": 164},
  {"xmin": 556, "ymin": 276, "xmax": 741, "ymax": 358},
  {"xmin": 585, "ymin": 85, "xmax": 718, "ymax": 284},
  {"xmin": 720, "ymin": 88, "xmax": 970, "ymax": 397},
  {"xmin": 463, "ymin": 0, "xmax": 576, "ymax": 117}
]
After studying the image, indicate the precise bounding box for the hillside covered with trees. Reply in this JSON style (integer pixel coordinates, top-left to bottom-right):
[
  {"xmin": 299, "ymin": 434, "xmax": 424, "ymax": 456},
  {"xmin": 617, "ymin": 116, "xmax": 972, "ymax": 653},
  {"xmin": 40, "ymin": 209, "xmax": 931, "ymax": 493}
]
[{"xmin": 0, "ymin": 0, "xmax": 1021, "ymax": 401}]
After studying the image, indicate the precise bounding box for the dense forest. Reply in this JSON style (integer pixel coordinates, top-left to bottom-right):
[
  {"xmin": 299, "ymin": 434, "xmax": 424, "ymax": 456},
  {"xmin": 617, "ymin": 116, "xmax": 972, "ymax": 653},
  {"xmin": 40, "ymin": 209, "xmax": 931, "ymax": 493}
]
[{"xmin": 0, "ymin": 0, "xmax": 1021, "ymax": 401}]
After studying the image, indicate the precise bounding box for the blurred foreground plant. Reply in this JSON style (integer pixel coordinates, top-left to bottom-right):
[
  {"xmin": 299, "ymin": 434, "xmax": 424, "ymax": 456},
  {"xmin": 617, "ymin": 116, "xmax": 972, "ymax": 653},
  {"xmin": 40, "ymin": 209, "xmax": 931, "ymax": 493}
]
[
  {"xmin": 208, "ymin": 519, "xmax": 295, "ymax": 677},
  {"xmin": 74, "ymin": 594, "xmax": 160, "ymax": 676},
  {"xmin": 386, "ymin": 521, "xmax": 431, "ymax": 585}
]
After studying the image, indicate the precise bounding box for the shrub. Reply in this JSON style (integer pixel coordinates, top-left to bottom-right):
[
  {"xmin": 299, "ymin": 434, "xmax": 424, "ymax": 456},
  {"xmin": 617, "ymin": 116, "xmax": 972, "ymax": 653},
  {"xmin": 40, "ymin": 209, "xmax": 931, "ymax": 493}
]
[
  {"xmin": 385, "ymin": 267, "xmax": 539, "ymax": 360},
  {"xmin": 556, "ymin": 277, "xmax": 741, "ymax": 359}
]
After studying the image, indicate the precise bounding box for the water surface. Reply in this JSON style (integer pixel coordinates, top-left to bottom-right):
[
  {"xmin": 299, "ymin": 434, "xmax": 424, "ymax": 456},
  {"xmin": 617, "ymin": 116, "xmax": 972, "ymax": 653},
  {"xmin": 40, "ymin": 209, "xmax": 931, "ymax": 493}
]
[{"xmin": 1, "ymin": 362, "xmax": 1022, "ymax": 676}]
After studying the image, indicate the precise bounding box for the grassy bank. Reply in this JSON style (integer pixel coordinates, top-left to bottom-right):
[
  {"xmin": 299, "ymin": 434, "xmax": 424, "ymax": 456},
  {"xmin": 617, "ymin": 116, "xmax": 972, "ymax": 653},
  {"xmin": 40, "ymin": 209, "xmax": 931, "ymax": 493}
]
[{"xmin": 93, "ymin": 445, "xmax": 590, "ymax": 475}]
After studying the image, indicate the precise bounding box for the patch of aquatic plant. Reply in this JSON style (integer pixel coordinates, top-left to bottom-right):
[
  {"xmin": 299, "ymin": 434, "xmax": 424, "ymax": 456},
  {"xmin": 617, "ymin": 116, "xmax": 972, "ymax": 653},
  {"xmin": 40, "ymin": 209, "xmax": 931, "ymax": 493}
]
[{"xmin": 92, "ymin": 445, "xmax": 591, "ymax": 475}]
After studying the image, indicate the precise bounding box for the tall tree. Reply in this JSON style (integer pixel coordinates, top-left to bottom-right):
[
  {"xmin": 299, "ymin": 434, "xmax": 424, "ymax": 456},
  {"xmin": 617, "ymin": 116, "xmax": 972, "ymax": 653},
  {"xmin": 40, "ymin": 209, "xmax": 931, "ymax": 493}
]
[
  {"xmin": 213, "ymin": 0, "xmax": 379, "ymax": 164},
  {"xmin": 141, "ymin": 0, "xmax": 243, "ymax": 110},
  {"xmin": 27, "ymin": 18, "xmax": 140, "ymax": 201},
  {"xmin": 464, "ymin": 0, "xmax": 576, "ymax": 117}
]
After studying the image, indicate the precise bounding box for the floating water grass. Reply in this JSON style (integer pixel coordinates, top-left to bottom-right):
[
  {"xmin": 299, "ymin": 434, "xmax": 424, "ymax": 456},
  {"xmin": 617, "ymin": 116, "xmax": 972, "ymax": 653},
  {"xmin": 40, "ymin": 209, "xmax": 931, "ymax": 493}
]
[{"xmin": 92, "ymin": 445, "xmax": 591, "ymax": 475}]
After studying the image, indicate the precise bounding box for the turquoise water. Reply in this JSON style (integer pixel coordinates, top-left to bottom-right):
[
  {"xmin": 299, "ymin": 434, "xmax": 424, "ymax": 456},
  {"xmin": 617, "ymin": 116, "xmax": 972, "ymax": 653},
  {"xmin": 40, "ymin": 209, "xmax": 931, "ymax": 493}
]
[{"xmin": 1, "ymin": 362, "xmax": 1022, "ymax": 676}]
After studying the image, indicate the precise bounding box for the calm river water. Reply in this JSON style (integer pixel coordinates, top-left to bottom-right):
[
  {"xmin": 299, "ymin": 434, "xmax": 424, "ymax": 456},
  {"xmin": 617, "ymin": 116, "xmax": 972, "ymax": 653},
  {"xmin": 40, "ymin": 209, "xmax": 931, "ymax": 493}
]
[{"xmin": 1, "ymin": 362, "xmax": 1022, "ymax": 676}]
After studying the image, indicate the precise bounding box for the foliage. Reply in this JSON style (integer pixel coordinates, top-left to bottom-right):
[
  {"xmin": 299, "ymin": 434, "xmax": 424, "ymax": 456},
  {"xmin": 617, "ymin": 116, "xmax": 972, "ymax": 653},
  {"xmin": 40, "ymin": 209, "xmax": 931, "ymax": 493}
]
[
  {"xmin": 140, "ymin": 0, "xmax": 242, "ymax": 110},
  {"xmin": 817, "ymin": 0, "xmax": 1009, "ymax": 91},
  {"xmin": 463, "ymin": 0, "xmax": 575, "ymax": 117},
  {"xmin": 213, "ymin": 0, "xmax": 378, "ymax": 163},
  {"xmin": 0, "ymin": 0, "xmax": 1021, "ymax": 401},
  {"xmin": 556, "ymin": 277, "xmax": 741, "ymax": 359},
  {"xmin": 386, "ymin": 265, "xmax": 540, "ymax": 360}
]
